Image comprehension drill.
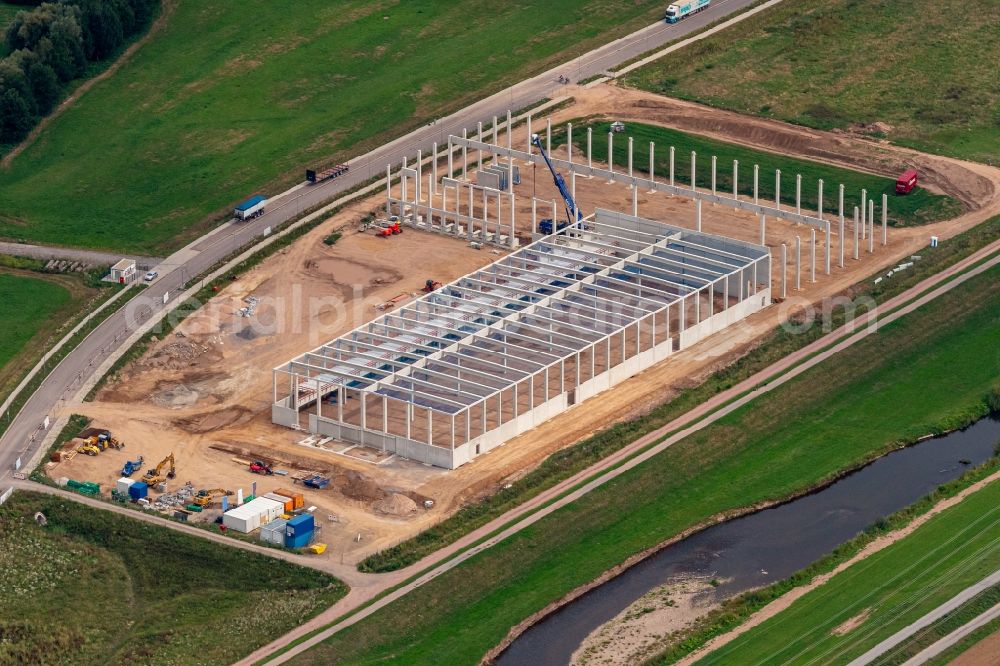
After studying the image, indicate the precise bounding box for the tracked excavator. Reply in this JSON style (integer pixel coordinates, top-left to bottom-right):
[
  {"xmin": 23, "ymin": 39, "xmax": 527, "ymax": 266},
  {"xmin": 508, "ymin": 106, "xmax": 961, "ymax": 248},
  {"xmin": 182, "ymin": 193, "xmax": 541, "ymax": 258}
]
[
  {"xmin": 142, "ymin": 453, "xmax": 176, "ymax": 486},
  {"xmin": 192, "ymin": 488, "xmax": 234, "ymax": 508}
]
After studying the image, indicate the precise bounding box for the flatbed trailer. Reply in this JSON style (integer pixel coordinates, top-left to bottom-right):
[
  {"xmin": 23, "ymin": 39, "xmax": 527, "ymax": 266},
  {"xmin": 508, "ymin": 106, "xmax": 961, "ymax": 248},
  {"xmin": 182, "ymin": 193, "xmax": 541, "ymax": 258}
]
[{"xmin": 306, "ymin": 164, "xmax": 350, "ymax": 184}]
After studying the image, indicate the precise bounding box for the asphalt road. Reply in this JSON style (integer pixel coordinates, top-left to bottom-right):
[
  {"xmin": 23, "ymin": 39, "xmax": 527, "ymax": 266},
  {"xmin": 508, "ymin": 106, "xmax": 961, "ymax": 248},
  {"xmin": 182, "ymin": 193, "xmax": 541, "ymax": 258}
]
[
  {"xmin": 901, "ymin": 600, "xmax": 1000, "ymax": 666},
  {"xmin": 0, "ymin": 0, "xmax": 760, "ymax": 485}
]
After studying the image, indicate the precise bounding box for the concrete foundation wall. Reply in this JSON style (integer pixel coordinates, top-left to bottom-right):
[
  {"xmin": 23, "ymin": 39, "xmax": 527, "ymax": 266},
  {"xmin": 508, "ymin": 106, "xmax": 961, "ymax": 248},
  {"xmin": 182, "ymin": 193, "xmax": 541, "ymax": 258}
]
[{"xmin": 310, "ymin": 414, "xmax": 458, "ymax": 468}]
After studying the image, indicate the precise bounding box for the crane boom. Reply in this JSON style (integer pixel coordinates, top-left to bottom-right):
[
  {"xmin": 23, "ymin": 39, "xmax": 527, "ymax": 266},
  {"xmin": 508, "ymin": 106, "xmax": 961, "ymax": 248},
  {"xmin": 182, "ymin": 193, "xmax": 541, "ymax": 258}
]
[{"xmin": 531, "ymin": 134, "xmax": 582, "ymax": 225}]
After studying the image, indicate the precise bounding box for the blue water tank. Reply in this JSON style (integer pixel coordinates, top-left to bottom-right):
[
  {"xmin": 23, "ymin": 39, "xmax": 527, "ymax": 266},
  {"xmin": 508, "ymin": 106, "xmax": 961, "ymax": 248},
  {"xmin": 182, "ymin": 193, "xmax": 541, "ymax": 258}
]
[
  {"xmin": 128, "ymin": 481, "xmax": 148, "ymax": 501},
  {"xmin": 284, "ymin": 514, "xmax": 315, "ymax": 549}
]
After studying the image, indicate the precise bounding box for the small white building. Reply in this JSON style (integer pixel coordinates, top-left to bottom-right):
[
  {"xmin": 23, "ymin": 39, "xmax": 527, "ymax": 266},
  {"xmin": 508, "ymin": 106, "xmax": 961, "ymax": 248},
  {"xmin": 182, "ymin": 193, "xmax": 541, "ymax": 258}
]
[
  {"xmin": 222, "ymin": 496, "xmax": 285, "ymax": 533},
  {"xmin": 109, "ymin": 259, "xmax": 136, "ymax": 284}
]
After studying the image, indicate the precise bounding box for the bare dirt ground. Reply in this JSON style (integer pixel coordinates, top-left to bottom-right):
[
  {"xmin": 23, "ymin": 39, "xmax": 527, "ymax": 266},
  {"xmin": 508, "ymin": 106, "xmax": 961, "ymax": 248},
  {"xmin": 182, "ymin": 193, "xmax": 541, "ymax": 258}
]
[
  {"xmin": 48, "ymin": 83, "xmax": 1000, "ymax": 566},
  {"xmin": 950, "ymin": 627, "xmax": 1000, "ymax": 666}
]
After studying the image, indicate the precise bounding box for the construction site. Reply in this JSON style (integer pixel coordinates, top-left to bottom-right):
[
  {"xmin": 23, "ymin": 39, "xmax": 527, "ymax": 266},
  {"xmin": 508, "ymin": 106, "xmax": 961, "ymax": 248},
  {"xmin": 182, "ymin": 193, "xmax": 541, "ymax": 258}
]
[{"xmin": 42, "ymin": 85, "xmax": 993, "ymax": 564}]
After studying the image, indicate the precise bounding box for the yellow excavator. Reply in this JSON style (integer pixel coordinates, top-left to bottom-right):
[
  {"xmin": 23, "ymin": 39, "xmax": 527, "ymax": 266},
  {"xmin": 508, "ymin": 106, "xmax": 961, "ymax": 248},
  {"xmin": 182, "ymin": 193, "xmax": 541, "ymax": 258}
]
[
  {"xmin": 192, "ymin": 488, "xmax": 233, "ymax": 508},
  {"xmin": 142, "ymin": 453, "xmax": 176, "ymax": 486}
]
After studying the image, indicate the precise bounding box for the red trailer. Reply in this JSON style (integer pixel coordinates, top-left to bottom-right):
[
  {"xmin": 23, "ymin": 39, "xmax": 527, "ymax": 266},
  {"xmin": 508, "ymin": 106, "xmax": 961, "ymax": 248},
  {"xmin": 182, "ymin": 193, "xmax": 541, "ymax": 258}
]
[{"xmin": 896, "ymin": 169, "xmax": 918, "ymax": 194}]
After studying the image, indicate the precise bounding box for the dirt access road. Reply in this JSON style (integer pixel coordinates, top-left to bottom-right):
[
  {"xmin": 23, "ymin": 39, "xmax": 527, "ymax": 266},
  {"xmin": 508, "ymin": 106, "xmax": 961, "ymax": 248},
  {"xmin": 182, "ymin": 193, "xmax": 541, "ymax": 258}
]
[{"xmin": 51, "ymin": 79, "xmax": 1000, "ymax": 568}]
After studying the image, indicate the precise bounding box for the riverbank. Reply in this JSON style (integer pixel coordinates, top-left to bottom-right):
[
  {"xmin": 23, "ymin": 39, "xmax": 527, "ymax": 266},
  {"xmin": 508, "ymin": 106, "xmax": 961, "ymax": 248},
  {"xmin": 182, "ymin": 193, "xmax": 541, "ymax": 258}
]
[
  {"xmin": 565, "ymin": 421, "xmax": 1000, "ymax": 666},
  {"xmin": 681, "ymin": 462, "xmax": 1000, "ymax": 664}
]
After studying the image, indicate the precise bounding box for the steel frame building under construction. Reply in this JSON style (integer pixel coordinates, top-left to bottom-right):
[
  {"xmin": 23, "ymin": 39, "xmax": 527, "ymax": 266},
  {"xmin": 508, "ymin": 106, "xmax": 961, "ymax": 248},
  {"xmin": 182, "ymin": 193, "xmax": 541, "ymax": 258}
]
[{"xmin": 272, "ymin": 209, "xmax": 770, "ymax": 469}]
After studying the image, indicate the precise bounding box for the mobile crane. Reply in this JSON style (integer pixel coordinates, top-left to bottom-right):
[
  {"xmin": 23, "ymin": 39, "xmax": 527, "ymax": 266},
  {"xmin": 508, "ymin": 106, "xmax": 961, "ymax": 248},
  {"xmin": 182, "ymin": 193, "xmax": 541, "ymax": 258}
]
[{"xmin": 530, "ymin": 133, "xmax": 583, "ymax": 235}]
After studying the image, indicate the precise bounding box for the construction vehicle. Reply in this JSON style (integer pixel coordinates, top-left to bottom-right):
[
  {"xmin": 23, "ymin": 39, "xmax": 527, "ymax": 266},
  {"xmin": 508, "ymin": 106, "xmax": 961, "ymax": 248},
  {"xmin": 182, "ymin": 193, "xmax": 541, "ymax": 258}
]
[
  {"xmin": 77, "ymin": 442, "xmax": 100, "ymax": 456},
  {"xmin": 896, "ymin": 169, "xmax": 918, "ymax": 194},
  {"xmin": 664, "ymin": 0, "xmax": 710, "ymax": 23},
  {"xmin": 306, "ymin": 164, "xmax": 349, "ymax": 184},
  {"xmin": 100, "ymin": 433, "xmax": 125, "ymax": 450},
  {"xmin": 121, "ymin": 455, "xmax": 144, "ymax": 477},
  {"xmin": 303, "ymin": 475, "xmax": 330, "ymax": 489},
  {"xmin": 249, "ymin": 460, "xmax": 274, "ymax": 475},
  {"xmin": 531, "ymin": 133, "xmax": 583, "ymax": 235},
  {"xmin": 192, "ymin": 488, "xmax": 234, "ymax": 508},
  {"xmin": 142, "ymin": 453, "xmax": 176, "ymax": 486},
  {"xmin": 307, "ymin": 543, "xmax": 327, "ymax": 555},
  {"xmin": 423, "ymin": 279, "xmax": 442, "ymax": 292},
  {"xmin": 370, "ymin": 219, "xmax": 402, "ymax": 237}
]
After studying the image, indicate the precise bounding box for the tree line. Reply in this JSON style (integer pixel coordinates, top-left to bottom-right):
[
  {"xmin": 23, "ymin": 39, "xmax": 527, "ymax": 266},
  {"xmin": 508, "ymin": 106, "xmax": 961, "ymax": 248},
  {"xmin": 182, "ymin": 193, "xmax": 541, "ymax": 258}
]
[{"xmin": 0, "ymin": 0, "xmax": 160, "ymax": 144}]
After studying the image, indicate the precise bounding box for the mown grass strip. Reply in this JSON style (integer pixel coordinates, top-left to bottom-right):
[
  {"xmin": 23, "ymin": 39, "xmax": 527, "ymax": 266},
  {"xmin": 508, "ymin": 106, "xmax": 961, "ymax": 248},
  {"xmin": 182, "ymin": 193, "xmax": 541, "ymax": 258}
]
[{"xmin": 551, "ymin": 119, "xmax": 962, "ymax": 226}]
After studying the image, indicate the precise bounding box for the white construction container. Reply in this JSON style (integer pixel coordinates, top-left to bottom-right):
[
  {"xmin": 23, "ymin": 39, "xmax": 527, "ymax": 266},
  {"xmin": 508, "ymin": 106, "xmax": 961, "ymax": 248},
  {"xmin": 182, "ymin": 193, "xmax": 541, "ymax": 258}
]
[
  {"xmin": 244, "ymin": 496, "xmax": 284, "ymax": 524},
  {"xmin": 223, "ymin": 504, "xmax": 261, "ymax": 533},
  {"xmin": 115, "ymin": 477, "xmax": 135, "ymax": 495},
  {"xmin": 260, "ymin": 518, "xmax": 288, "ymax": 545}
]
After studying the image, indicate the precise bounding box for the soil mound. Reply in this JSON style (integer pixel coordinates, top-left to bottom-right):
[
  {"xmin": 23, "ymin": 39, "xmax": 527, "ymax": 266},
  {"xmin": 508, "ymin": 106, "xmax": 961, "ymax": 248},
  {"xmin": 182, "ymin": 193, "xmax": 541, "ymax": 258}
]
[
  {"xmin": 341, "ymin": 473, "xmax": 386, "ymax": 502},
  {"xmin": 374, "ymin": 493, "xmax": 418, "ymax": 516}
]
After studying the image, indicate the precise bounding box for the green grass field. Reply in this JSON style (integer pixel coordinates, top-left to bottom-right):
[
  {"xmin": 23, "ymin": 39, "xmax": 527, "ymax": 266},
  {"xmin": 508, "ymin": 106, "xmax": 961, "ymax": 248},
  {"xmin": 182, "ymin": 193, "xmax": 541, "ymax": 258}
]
[
  {"xmin": 0, "ymin": 272, "xmax": 71, "ymax": 374},
  {"xmin": 695, "ymin": 480, "xmax": 1000, "ymax": 665},
  {"xmin": 624, "ymin": 0, "xmax": 1000, "ymax": 164},
  {"xmin": 555, "ymin": 121, "xmax": 962, "ymax": 226},
  {"xmin": 0, "ymin": 0, "xmax": 665, "ymax": 254},
  {"xmin": 0, "ymin": 268, "xmax": 74, "ymax": 401},
  {"xmin": 289, "ymin": 262, "xmax": 1000, "ymax": 661},
  {"xmin": 0, "ymin": 491, "xmax": 347, "ymax": 665}
]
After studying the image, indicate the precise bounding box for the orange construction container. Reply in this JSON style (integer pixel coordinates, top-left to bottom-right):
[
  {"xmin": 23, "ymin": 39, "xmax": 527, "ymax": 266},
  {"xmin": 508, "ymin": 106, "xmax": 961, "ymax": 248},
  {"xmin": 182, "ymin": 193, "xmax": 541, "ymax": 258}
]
[
  {"xmin": 263, "ymin": 492, "xmax": 294, "ymax": 513},
  {"xmin": 273, "ymin": 487, "xmax": 305, "ymax": 510}
]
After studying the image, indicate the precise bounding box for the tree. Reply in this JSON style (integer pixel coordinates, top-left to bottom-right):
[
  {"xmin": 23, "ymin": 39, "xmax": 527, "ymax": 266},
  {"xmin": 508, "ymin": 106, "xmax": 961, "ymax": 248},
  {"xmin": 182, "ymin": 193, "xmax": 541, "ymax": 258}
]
[
  {"xmin": 0, "ymin": 54, "xmax": 38, "ymax": 116},
  {"xmin": 25, "ymin": 58, "xmax": 60, "ymax": 115},
  {"xmin": 37, "ymin": 15, "xmax": 86, "ymax": 81},
  {"xmin": 0, "ymin": 87, "xmax": 35, "ymax": 143}
]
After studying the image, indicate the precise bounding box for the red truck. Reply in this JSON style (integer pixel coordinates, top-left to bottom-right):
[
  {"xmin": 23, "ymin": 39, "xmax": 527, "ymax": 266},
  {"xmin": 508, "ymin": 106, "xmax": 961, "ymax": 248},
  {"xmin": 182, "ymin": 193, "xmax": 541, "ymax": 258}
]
[{"xmin": 896, "ymin": 169, "xmax": 918, "ymax": 194}]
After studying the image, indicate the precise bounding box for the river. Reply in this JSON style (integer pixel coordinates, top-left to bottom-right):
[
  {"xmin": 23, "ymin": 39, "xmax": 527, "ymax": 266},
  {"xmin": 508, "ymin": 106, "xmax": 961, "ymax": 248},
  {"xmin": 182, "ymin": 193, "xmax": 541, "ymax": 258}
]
[{"xmin": 496, "ymin": 417, "xmax": 1000, "ymax": 665}]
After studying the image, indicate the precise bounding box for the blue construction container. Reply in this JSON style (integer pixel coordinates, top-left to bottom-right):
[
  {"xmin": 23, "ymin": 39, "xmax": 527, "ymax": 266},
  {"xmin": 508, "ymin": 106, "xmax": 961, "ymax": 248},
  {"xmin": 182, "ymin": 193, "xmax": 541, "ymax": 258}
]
[
  {"xmin": 284, "ymin": 514, "xmax": 315, "ymax": 549},
  {"xmin": 128, "ymin": 481, "xmax": 148, "ymax": 501}
]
